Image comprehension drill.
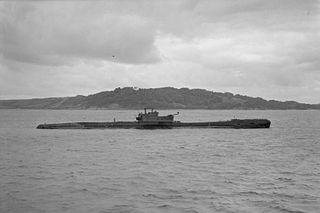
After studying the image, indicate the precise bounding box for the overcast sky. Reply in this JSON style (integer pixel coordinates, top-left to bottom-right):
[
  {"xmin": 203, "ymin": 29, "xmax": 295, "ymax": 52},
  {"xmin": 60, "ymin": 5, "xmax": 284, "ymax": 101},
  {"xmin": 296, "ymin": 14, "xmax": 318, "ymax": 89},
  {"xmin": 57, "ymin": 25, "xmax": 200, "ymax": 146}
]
[{"xmin": 0, "ymin": 0, "xmax": 319, "ymax": 103}]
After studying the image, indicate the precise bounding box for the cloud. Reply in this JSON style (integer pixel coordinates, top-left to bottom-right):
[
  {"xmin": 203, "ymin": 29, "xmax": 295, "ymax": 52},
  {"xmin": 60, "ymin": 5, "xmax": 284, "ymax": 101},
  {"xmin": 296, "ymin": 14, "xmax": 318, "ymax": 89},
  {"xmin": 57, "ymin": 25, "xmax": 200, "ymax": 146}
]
[
  {"xmin": 0, "ymin": 1, "xmax": 160, "ymax": 66},
  {"xmin": 1, "ymin": 0, "xmax": 318, "ymax": 66},
  {"xmin": 0, "ymin": 0, "xmax": 320, "ymax": 103}
]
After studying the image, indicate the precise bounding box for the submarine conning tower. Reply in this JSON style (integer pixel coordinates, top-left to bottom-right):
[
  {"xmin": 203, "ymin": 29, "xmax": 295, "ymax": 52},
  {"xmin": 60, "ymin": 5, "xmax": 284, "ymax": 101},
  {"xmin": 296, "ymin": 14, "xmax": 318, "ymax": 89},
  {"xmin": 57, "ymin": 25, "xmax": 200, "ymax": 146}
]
[{"xmin": 136, "ymin": 108, "xmax": 175, "ymax": 123}]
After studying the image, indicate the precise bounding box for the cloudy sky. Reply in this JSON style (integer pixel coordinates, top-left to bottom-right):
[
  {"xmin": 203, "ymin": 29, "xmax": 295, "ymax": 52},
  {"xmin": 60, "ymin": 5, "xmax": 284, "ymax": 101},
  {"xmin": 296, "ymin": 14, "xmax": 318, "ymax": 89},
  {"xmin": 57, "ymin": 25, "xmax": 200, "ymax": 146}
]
[{"xmin": 0, "ymin": 0, "xmax": 319, "ymax": 103}]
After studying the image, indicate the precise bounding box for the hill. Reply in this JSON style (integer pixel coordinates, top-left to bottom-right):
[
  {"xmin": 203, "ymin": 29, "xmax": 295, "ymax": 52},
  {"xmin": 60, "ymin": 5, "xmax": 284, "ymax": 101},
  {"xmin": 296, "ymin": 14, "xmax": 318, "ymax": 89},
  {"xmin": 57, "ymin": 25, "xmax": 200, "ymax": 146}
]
[{"xmin": 0, "ymin": 87, "xmax": 319, "ymax": 110}]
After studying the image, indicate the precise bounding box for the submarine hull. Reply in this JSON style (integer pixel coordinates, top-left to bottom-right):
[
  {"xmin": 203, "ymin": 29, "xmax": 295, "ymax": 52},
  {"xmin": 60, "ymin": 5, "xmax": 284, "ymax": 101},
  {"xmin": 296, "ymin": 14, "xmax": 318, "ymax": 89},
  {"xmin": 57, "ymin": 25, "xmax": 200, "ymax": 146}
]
[{"xmin": 36, "ymin": 119, "xmax": 271, "ymax": 129}]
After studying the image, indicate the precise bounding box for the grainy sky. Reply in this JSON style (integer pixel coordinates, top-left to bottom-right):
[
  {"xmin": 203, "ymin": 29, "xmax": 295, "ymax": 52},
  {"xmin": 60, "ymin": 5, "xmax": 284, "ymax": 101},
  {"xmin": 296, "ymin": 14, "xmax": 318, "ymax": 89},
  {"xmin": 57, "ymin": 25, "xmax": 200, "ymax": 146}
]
[{"xmin": 0, "ymin": 0, "xmax": 319, "ymax": 103}]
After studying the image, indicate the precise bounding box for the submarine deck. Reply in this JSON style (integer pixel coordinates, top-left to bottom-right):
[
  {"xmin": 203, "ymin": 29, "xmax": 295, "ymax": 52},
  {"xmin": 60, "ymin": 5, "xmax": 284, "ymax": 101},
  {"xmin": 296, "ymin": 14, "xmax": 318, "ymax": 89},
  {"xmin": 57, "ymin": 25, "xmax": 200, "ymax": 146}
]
[{"xmin": 37, "ymin": 119, "xmax": 271, "ymax": 129}]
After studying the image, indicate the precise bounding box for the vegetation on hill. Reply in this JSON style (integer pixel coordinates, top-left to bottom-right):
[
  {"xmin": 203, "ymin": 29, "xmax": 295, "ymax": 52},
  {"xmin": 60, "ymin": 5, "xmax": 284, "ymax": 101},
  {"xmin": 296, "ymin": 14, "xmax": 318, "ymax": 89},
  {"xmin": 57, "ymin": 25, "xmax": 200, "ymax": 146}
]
[{"xmin": 0, "ymin": 87, "xmax": 319, "ymax": 109}]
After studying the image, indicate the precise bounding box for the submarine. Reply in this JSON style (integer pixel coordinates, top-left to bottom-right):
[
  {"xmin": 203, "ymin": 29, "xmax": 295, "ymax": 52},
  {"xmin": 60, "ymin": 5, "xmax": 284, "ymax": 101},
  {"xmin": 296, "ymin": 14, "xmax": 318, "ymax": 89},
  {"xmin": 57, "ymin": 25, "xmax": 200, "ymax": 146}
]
[{"xmin": 36, "ymin": 108, "xmax": 271, "ymax": 129}]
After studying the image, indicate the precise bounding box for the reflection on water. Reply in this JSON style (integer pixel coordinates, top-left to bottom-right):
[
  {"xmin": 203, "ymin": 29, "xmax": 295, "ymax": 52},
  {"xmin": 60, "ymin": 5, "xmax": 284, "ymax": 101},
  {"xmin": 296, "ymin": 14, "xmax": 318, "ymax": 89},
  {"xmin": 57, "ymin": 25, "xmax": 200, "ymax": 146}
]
[{"xmin": 1, "ymin": 110, "xmax": 319, "ymax": 213}]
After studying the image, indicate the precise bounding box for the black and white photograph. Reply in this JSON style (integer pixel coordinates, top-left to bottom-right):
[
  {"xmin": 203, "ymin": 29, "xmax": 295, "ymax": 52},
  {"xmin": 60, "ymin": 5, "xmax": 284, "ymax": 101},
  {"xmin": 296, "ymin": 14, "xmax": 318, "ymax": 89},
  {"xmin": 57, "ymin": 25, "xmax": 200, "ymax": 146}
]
[{"xmin": 0, "ymin": 0, "xmax": 319, "ymax": 212}]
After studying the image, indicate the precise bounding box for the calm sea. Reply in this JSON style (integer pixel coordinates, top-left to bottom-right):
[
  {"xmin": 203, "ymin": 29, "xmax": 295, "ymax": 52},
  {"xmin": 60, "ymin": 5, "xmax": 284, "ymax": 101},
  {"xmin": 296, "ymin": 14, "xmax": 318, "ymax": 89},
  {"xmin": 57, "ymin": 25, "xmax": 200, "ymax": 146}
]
[{"xmin": 0, "ymin": 109, "xmax": 319, "ymax": 213}]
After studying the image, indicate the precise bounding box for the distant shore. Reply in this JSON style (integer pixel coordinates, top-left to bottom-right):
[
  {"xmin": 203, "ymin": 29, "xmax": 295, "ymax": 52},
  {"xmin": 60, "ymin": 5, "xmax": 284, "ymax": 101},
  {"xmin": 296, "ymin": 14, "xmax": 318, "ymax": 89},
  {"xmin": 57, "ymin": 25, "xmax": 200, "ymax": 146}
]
[{"xmin": 1, "ymin": 87, "xmax": 319, "ymax": 110}]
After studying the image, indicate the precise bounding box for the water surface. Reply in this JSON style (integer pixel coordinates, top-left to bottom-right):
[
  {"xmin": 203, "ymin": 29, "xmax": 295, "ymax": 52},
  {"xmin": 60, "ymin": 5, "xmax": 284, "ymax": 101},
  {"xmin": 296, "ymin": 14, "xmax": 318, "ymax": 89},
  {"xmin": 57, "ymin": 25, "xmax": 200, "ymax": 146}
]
[{"xmin": 1, "ymin": 110, "xmax": 319, "ymax": 213}]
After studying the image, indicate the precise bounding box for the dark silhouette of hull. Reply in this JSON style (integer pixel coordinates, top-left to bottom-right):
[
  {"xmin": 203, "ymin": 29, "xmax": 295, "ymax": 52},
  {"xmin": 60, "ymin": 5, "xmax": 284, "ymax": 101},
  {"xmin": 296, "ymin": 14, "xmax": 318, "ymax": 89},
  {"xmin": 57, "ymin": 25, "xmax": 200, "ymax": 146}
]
[
  {"xmin": 37, "ymin": 108, "xmax": 270, "ymax": 129},
  {"xmin": 37, "ymin": 119, "xmax": 271, "ymax": 129}
]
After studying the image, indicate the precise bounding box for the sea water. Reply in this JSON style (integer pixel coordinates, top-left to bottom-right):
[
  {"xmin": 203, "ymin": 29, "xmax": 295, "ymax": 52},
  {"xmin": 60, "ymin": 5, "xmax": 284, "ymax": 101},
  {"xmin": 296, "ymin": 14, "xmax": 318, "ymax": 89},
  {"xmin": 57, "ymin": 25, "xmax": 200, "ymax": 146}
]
[{"xmin": 0, "ymin": 109, "xmax": 319, "ymax": 213}]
